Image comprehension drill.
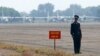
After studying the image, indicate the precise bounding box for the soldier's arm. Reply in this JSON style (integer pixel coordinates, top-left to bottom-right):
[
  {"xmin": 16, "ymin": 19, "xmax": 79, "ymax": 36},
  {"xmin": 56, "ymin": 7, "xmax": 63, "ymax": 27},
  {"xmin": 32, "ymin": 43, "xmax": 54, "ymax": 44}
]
[
  {"xmin": 79, "ymin": 23, "xmax": 82, "ymax": 37},
  {"xmin": 70, "ymin": 24, "xmax": 74, "ymax": 35}
]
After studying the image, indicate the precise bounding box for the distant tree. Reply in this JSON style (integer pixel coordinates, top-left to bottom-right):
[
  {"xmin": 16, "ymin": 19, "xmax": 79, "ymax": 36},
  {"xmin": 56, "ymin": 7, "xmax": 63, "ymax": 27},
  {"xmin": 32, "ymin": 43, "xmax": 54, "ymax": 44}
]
[
  {"xmin": 55, "ymin": 4, "xmax": 83, "ymax": 16},
  {"xmin": 84, "ymin": 7, "xmax": 99, "ymax": 17},
  {"xmin": 53, "ymin": 10, "xmax": 63, "ymax": 16},
  {"xmin": 20, "ymin": 12, "xmax": 29, "ymax": 17},
  {"xmin": 30, "ymin": 10, "xmax": 39, "ymax": 17},
  {"xmin": 97, "ymin": 6, "xmax": 100, "ymax": 17},
  {"xmin": 0, "ymin": 7, "xmax": 20, "ymax": 17},
  {"xmin": 0, "ymin": 7, "xmax": 21, "ymax": 23},
  {"xmin": 30, "ymin": 3, "xmax": 54, "ymax": 17},
  {"xmin": 43, "ymin": 3, "xmax": 54, "ymax": 15},
  {"xmin": 63, "ymin": 4, "xmax": 83, "ymax": 16}
]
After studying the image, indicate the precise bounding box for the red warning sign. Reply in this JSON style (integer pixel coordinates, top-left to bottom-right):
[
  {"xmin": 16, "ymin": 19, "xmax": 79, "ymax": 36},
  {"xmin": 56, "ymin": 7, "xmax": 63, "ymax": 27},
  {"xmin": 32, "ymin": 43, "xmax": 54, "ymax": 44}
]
[{"xmin": 49, "ymin": 31, "xmax": 61, "ymax": 39}]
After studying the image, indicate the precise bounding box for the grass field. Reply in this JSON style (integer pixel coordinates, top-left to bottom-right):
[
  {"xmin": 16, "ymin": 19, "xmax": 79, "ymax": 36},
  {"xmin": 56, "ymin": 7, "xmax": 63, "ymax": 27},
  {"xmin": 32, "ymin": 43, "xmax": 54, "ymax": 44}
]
[{"xmin": 0, "ymin": 23, "xmax": 100, "ymax": 56}]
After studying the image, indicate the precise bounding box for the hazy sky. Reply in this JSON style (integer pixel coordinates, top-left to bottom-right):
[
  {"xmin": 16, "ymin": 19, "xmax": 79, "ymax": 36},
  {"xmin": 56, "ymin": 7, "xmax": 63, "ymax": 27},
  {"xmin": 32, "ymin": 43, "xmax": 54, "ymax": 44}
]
[{"xmin": 0, "ymin": 0, "xmax": 100, "ymax": 13}]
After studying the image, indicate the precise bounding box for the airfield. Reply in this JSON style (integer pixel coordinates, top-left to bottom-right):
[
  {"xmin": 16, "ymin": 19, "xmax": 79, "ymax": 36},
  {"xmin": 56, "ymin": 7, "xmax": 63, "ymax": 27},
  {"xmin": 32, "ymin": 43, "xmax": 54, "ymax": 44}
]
[{"xmin": 0, "ymin": 23, "xmax": 100, "ymax": 56}]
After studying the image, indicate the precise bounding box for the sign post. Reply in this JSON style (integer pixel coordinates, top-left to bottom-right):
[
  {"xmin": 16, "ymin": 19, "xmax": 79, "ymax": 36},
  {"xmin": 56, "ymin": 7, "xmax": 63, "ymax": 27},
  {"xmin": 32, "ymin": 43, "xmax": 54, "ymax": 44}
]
[
  {"xmin": 49, "ymin": 31, "xmax": 61, "ymax": 50},
  {"xmin": 54, "ymin": 39, "xmax": 56, "ymax": 50}
]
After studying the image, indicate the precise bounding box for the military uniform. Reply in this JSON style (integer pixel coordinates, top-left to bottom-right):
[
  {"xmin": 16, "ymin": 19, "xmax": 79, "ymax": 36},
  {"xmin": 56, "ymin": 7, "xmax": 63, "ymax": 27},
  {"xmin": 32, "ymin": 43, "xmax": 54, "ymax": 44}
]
[{"xmin": 70, "ymin": 22, "xmax": 82, "ymax": 54}]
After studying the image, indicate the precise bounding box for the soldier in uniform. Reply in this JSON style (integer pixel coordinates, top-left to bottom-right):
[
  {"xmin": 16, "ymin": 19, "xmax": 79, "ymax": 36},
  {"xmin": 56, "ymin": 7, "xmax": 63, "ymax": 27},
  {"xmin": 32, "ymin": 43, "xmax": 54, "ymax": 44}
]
[{"xmin": 70, "ymin": 15, "xmax": 82, "ymax": 54}]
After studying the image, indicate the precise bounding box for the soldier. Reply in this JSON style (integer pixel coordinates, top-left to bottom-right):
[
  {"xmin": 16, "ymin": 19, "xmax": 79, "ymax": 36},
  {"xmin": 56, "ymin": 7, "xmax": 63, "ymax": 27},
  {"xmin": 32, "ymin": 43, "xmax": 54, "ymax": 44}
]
[{"xmin": 70, "ymin": 15, "xmax": 82, "ymax": 54}]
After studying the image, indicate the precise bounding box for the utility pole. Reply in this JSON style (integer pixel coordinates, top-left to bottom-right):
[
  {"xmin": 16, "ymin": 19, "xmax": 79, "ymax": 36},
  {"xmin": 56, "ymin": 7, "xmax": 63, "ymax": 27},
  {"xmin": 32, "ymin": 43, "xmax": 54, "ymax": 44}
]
[
  {"xmin": 1, "ymin": 0, "xmax": 4, "ymax": 20},
  {"xmin": 47, "ymin": 12, "xmax": 50, "ymax": 22},
  {"xmin": 1, "ymin": 0, "xmax": 4, "ymax": 22}
]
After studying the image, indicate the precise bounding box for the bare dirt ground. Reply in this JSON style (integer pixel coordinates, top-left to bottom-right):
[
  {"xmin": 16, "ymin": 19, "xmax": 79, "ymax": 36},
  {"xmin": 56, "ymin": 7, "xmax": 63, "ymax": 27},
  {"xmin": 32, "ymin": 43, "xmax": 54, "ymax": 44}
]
[{"xmin": 0, "ymin": 23, "xmax": 100, "ymax": 56}]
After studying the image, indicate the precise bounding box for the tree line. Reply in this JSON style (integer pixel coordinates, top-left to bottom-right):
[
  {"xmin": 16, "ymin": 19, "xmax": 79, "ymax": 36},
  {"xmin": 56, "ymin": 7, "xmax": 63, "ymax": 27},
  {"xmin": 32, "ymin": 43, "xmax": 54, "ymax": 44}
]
[{"xmin": 0, "ymin": 3, "xmax": 100, "ymax": 17}]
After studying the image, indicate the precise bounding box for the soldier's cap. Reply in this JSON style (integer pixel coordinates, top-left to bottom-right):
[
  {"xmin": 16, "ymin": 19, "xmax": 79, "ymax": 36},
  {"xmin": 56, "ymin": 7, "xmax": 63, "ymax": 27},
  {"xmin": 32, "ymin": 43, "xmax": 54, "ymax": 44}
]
[{"xmin": 74, "ymin": 15, "xmax": 79, "ymax": 18}]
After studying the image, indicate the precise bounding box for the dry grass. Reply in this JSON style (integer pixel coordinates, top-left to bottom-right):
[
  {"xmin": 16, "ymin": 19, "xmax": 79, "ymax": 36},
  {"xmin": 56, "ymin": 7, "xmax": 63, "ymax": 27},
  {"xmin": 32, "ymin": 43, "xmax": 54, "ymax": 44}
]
[{"xmin": 0, "ymin": 43, "xmax": 73, "ymax": 56}]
